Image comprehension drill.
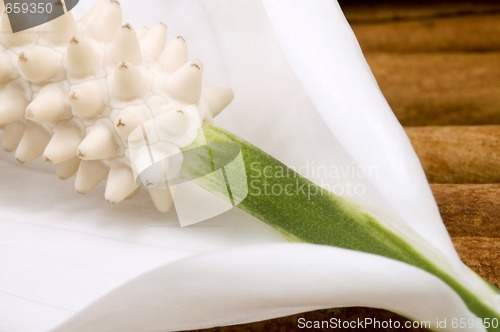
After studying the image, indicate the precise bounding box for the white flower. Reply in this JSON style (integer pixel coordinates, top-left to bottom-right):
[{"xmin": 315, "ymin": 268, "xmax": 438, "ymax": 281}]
[{"xmin": 0, "ymin": 1, "xmax": 497, "ymax": 331}]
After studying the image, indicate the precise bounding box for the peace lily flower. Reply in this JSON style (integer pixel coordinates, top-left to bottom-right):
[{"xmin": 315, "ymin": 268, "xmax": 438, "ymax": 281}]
[{"xmin": 0, "ymin": 1, "xmax": 498, "ymax": 332}]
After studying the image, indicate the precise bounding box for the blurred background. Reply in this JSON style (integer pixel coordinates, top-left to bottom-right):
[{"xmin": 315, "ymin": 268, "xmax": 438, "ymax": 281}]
[{"xmin": 199, "ymin": 1, "xmax": 499, "ymax": 331}]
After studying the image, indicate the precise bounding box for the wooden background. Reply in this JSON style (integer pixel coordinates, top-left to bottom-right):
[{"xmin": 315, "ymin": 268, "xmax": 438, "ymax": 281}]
[{"xmin": 198, "ymin": 1, "xmax": 500, "ymax": 331}]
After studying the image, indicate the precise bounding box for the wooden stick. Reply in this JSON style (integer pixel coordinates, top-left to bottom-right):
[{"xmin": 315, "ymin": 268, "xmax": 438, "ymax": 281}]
[
  {"xmin": 452, "ymin": 237, "xmax": 500, "ymax": 288},
  {"xmin": 351, "ymin": 14, "xmax": 500, "ymax": 53},
  {"xmin": 343, "ymin": 1, "xmax": 500, "ymax": 25},
  {"xmin": 431, "ymin": 184, "xmax": 500, "ymax": 237},
  {"xmin": 366, "ymin": 53, "xmax": 500, "ymax": 126},
  {"xmin": 405, "ymin": 126, "xmax": 500, "ymax": 183},
  {"xmin": 431, "ymin": 184, "xmax": 499, "ymax": 288}
]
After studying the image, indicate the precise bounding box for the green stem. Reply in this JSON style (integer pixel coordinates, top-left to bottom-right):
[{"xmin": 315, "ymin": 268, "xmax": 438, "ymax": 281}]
[{"xmin": 184, "ymin": 123, "xmax": 499, "ymax": 330}]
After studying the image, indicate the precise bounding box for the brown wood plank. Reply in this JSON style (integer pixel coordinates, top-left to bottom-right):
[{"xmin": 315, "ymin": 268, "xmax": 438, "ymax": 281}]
[
  {"xmin": 405, "ymin": 126, "xmax": 500, "ymax": 183},
  {"xmin": 452, "ymin": 236, "xmax": 500, "ymax": 288},
  {"xmin": 341, "ymin": 1, "xmax": 500, "ymax": 24},
  {"xmin": 431, "ymin": 184, "xmax": 500, "ymax": 238},
  {"xmin": 367, "ymin": 53, "xmax": 500, "ymax": 126},
  {"xmin": 351, "ymin": 14, "xmax": 500, "ymax": 53}
]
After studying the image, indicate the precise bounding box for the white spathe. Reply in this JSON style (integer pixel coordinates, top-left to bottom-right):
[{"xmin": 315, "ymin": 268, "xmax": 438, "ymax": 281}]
[
  {"xmin": 0, "ymin": 1, "xmax": 492, "ymax": 331},
  {"xmin": 261, "ymin": 0, "xmax": 500, "ymax": 306},
  {"xmin": 53, "ymin": 244, "xmax": 481, "ymax": 332},
  {"xmin": 262, "ymin": 0, "xmax": 456, "ymax": 260}
]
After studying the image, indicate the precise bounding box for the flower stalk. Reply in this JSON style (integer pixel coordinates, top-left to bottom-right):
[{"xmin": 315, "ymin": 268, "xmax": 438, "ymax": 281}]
[{"xmin": 183, "ymin": 123, "xmax": 500, "ymax": 330}]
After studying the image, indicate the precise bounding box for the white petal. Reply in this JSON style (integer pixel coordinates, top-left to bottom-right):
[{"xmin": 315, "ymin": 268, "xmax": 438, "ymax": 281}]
[
  {"xmin": 105, "ymin": 0, "xmax": 457, "ymax": 263},
  {"xmin": 1, "ymin": 1, "xmax": 493, "ymax": 331},
  {"xmin": 0, "ymin": 153, "xmax": 284, "ymax": 330},
  {"xmin": 52, "ymin": 244, "xmax": 483, "ymax": 332},
  {"xmin": 261, "ymin": 0, "xmax": 458, "ymax": 265},
  {"xmin": 260, "ymin": 0, "xmax": 499, "ymax": 302}
]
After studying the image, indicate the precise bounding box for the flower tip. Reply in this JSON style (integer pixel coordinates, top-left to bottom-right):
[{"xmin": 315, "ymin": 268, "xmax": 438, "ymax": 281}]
[{"xmin": 203, "ymin": 87, "xmax": 235, "ymax": 117}]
